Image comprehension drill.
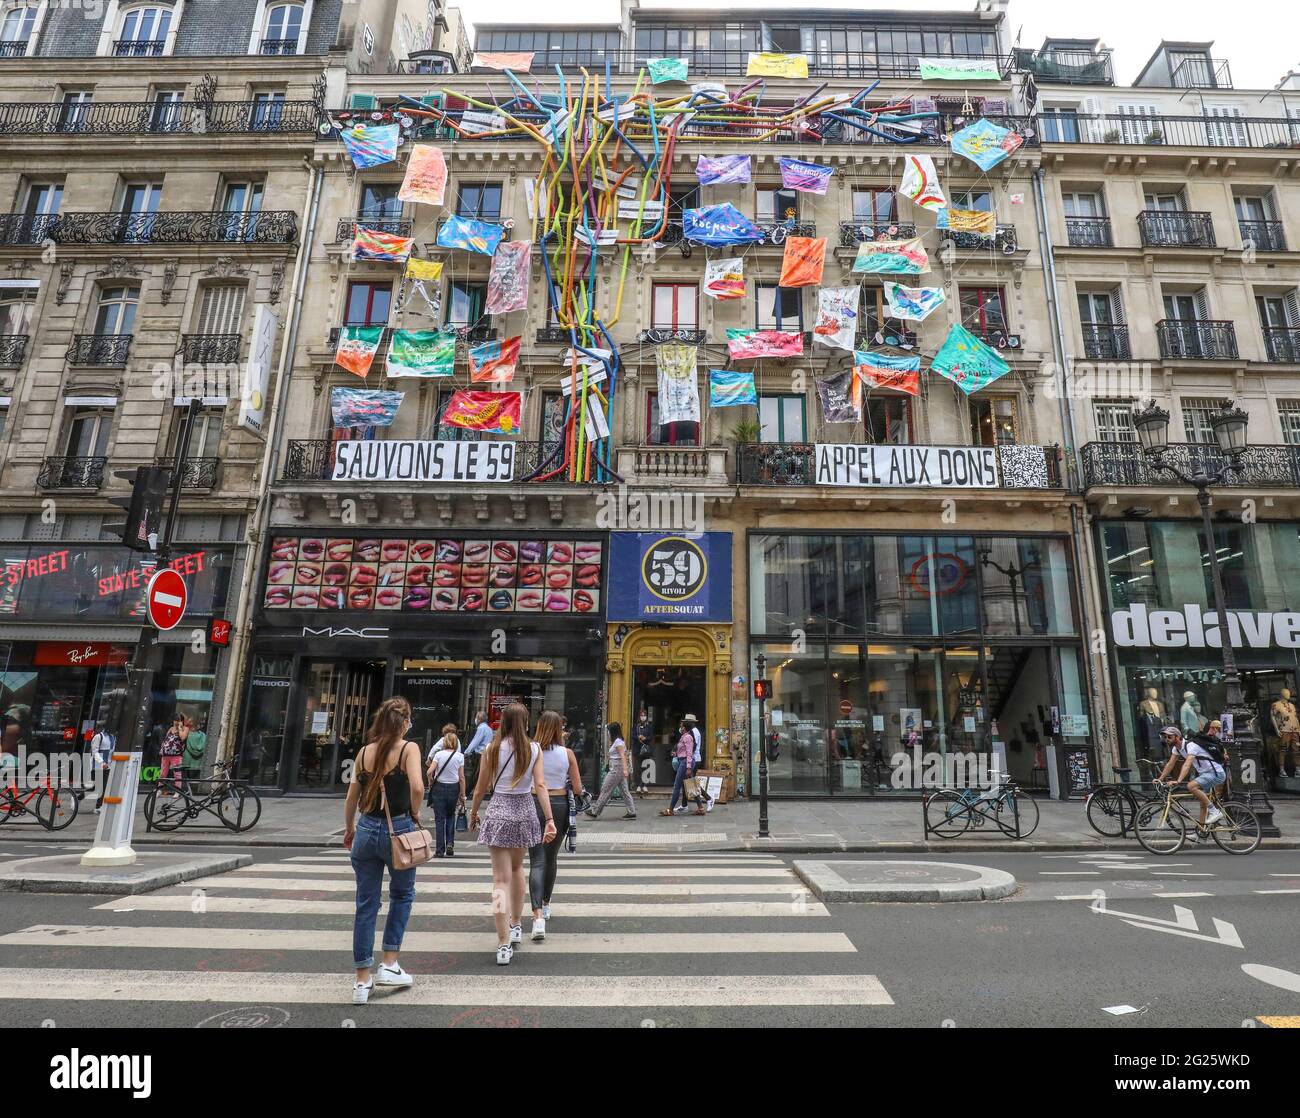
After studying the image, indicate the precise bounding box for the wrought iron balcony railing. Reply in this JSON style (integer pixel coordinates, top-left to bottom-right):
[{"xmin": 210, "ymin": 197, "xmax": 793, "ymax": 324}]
[
  {"xmin": 0, "ymin": 100, "xmax": 321, "ymax": 135},
  {"xmin": 0, "ymin": 209, "xmax": 299, "ymax": 246},
  {"xmin": 1138, "ymin": 210, "xmax": 1215, "ymax": 248},
  {"xmin": 637, "ymin": 327, "xmax": 707, "ymax": 345},
  {"xmin": 1065, "ymin": 216, "xmax": 1113, "ymax": 247},
  {"xmin": 113, "ymin": 39, "xmax": 166, "ymax": 57},
  {"xmin": 281, "ymin": 440, "xmax": 587, "ymax": 484},
  {"xmin": 1238, "ymin": 219, "xmax": 1286, "ymax": 252},
  {"xmin": 1010, "ymin": 47, "xmax": 1115, "ymax": 85},
  {"xmin": 260, "ymin": 38, "xmax": 299, "ymax": 55},
  {"xmin": 1080, "ymin": 323, "xmax": 1131, "ymax": 361},
  {"xmin": 337, "ymin": 214, "xmax": 412, "ymax": 242},
  {"xmin": 1081, "ymin": 441, "xmax": 1300, "ymax": 489},
  {"xmin": 66, "ymin": 334, "xmax": 132, "ymax": 367},
  {"xmin": 178, "ymin": 334, "xmax": 241, "ymax": 365},
  {"xmin": 0, "ymin": 333, "xmax": 28, "ymax": 366},
  {"xmin": 0, "ymin": 39, "xmax": 28, "ymax": 58},
  {"xmin": 1263, "ymin": 326, "xmax": 1300, "ymax": 363},
  {"xmin": 1038, "ymin": 112, "xmax": 1298, "ymax": 148},
  {"xmin": 737, "ymin": 443, "xmax": 1064, "ymax": 488},
  {"xmin": 1169, "ymin": 56, "xmax": 1232, "ymax": 89},
  {"xmin": 38, "ymin": 456, "xmax": 107, "ymax": 490},
  {"xmin": 940, "ymin": 223, "xmax": 1019, "ymax": 253},
  {"xmin": 157, "ymin": 456, "xmax": 220, "ymax": 490},
  {"xmin": 838, "ymin": 220, "xmax": 918, "ymax": 248},
  {"xmin": 1155, "ymin": 320, "xmax": 1238, "ymax": 360}
]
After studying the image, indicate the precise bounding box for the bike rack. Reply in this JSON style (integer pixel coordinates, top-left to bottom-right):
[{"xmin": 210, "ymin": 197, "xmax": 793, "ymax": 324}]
[{"xmin": 922, "ymin": 783, "xmax": 1030, "ymax": 840}]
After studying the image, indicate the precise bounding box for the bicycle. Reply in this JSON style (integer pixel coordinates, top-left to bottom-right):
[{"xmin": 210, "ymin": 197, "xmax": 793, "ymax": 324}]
[
  {"xmin": 1133, "ymin": 779, "xmax": 1260, "ymax": 855},
  {"xmin": 924, "ymin": 773, "xmax": 1041, "ymax": 839},
  {"xmin": 1085, "ymin": 759, "xmax": 1165, "ymax": 837},
  {"xmin": 0, "ymin": 776, "xmax": 80, "ymax": 831},
  {"xmin": 143, "ymin": 758, "xmax": 261, "ymax": 833}
]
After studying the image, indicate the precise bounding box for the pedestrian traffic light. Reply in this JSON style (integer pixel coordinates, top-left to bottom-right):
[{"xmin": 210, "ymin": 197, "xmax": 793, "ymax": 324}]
[
  {"xmin": 104, "ymin": 466, "xmax": 168, "ymax": 552},
  {"xmin": 753, "ymin": 679, "xmax": 772, "ymax": 700}
]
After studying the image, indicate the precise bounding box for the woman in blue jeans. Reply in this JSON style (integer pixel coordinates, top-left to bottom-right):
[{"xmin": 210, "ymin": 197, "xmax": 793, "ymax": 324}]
[
  {"xmin": 343, "ymin": 696, "xmax": 426, "ymax": 1006},
  {"xmin": 425, "ymin": 723, "xmax": 465, "ymax": 856}
]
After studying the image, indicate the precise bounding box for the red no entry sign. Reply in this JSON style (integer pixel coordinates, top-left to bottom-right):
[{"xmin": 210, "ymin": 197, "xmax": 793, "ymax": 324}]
[
  {"xmin": 839, "ymin": 699, "xmax": 853, "ymax": 716},
  {"xmin": 147, "ymin": 568, "xmax": 188, "ymax": 631}
]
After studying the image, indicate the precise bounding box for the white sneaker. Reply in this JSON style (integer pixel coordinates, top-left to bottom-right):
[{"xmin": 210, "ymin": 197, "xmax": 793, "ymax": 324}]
[
  {"xmin": 509, "ymin": 923, "xmax": 522, "ymax": 945},
  {"xmin": 1206, "ymin": 806, "xmax": 1224, "ymax": 826},
  {"xmin": 673, "ymin": 805, "xmax": 688, "ymax": 815},
  {"xmin": 531, "ymin": 917, "xmax": 547, "ymax": 942},
  {"xmin": 375, "ymin": 963, "xmax": 412, "ymax": 988},
  {"xmin": 352, "ymin": 979, "xmax": 373, "ymax": 1005},
  {"xmin": 495, "ymin": 944, "xmax": 514, "ymax": 966},
  {"xmin": 541, "ymin": 904, "xmax": 551, "ymax": 920}
]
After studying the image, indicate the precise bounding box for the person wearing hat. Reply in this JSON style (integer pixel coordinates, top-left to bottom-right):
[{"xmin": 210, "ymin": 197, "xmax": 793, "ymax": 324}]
[{"xmin": 661, "ymin": 715, "xmax": 706, "ymax": 816}]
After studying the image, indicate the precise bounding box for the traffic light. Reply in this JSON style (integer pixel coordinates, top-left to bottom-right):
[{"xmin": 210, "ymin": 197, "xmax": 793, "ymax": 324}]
[
  {"xmin": 753, "ymin": 679, "xmax": 773, "ymax": 701},
  {"xmin": 104, "ymin": 466, "xmax": 168, "ymax": 552}
]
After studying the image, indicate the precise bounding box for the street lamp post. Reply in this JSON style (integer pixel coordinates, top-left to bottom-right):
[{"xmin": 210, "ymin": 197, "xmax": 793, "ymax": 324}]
[
  {"xmin": 978, "ymin": 545, "xmax": 1041, "ymax": 637},
  {"xmin": 1132, "ymin": 400, "xmax": 1278, "ymax": 835},
  {"xmin": 755, "ymin": 652, "xmax": 770, "ymax": 839}
]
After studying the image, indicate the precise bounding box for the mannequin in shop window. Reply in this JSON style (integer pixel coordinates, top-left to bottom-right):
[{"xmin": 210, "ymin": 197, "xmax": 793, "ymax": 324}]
[
  {"xmin": 1271, "ymin": 688, "xmax": 1300, "ymax": 778},
  {"xmin": 1180, "ymin": 691, "xmax": 1207, "ymax": 736},
  {"xmin": 1137, "ymin": 687, "xmax": 1165, "ymax": 761}
]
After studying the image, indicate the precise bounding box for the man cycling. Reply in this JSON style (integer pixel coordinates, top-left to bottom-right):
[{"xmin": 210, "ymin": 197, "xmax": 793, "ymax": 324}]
[{"xmin": 1154, "ymin": 723, "xmax": 1227, "ymax": 840}]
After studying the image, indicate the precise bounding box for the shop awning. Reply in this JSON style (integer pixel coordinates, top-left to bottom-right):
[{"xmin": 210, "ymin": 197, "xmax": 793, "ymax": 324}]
[{"xmin": 0, "ymin": 623, "xmax": 142, "ymax": 643}]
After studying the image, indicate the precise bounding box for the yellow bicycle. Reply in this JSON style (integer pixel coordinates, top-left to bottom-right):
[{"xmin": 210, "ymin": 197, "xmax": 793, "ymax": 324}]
[{"xmin": 1133, "ymin": 781, "xmax": 1260, "ymax": 855}]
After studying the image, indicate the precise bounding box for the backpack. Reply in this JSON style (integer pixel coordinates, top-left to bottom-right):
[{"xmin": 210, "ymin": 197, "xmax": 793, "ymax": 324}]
[{"xmin": 1188, "ymin": 731, "xmax": 1226, "ymax": 767}]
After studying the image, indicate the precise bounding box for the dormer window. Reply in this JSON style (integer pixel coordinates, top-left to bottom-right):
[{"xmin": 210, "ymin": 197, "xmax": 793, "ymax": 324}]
[
  {"xmin": 114, "ymin": 4, "xmax": 172, "ymax": 57},
  {"xmin": 0, "ymin": 4, "xmax": 37, "ymax": 57},
  {"xmin": 261, "ymin": 3, "xmax": 304, "ymax": 55}
]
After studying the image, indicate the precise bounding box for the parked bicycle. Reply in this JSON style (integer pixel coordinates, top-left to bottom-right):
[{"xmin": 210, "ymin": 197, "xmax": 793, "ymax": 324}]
[
  {"xmin": 0, "ymin": 776, "xmax": 80, "ymax": 831},
  {"xmin": 924, "ymin": 774, "xmax": 1040, "ymax": 839},
  {"xmin": 144, "ymin": 758, "xmax": 261, "ymax": 833},
  {"xmin": 1133, "ymin": 779, "xmax": 1260, "ymax": 855},
  {"xmin": 1085, "ymin": 759, "xmax": 1165, "ymax": 837}
]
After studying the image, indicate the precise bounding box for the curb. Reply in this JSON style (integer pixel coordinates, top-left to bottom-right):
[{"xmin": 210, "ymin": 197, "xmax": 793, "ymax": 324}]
[
  {"xmin": 793, "ymin": 858, "xmax": 1019, "ymax": 902},
  {"xmin": 0, "ymin": 852, "xmax": 253, "ymax": 894}
]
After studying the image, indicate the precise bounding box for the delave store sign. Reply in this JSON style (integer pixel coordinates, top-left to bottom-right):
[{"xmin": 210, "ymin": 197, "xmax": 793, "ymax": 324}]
[
  {"xmin": 332, "ymin": 440, "xmax": 516, "ymax": 483},
  {"xmin": 815, "ymin": 444, "xmax": 999, "ymax": 488},
  {"xmin": 1111, "ymin": 604, "xmax": 1300, "ymax": 650}
]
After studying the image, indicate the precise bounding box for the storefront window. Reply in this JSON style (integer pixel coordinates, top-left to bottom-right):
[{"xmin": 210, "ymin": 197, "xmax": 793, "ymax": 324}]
[
  {"xmin": 979, "ymin": 535, "xmax": 1076, "ymax": 637},
  {"xmin": 753, "ymin": 643, "xmax": 829, "ymax": 794},
  {"xmin": 240, "ymin": 653, "xmax": 292, "ymax": 786}
]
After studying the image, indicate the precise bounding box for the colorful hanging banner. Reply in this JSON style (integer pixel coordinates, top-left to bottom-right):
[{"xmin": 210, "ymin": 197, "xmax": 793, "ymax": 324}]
[
  {"xmin": 884, "ymin": 282, "xmax": 947, "ymax": 321},
  {"xmin": 405, "ymin": 258, "xmax": 443, "ymax": 282},
  {"xmin": 816, "ymin": 372, "xmax": 859, "ymax": 424},
  {"xmin": 708, "ymin": 369, "xmax": 757, "ymax": 407},
  {"xmin": 441, "ymin": 390, "xmax": 522, "ymax": 435},
  {"xmin": 918, "ymin": 57, "xmax": 1001, "ymax": 81},
  {"xmin": 352, "ymin": 226, "xmax": 415, "ymax": 263},
  {"xmin": 485, "ymin": 240, "xmax": 531, "ymax": 315},
  {"xmin": 436, "ymin": 214, "xmax": 506, "ymax": 256},
  {"xmin": 471, "ymin": 51, "xmax": 534, "ymax": 72},
  {"xmin": 655, "ymin": 344, "xmax": 701, "ymax": 425},
  {"xmin": 778, "ymin": 236, "xmax": 826, "ymax": 288},
  {"xmin": 853, "ymin": 351, "xmax": 923, "ymax": 401},
  {"xmin": 725, "ymin": 329, "xmax": 804, "ymax": 360},
  {"xmin": 814, "ymin": 287, "xmax": 861, "ymax": 351},
  {"xmin": 647, "ymin": 57, "xmax": 689, "ymax": 83},
  {"xmin": 341, "ymin": 123, "xmax": 400, "ymax": 169},
  {"xmin": 931, "ymin": 325, "xmax": 1011, "ymax": 394},
  {"xmin": 469, "ymin": 335, "xmax": 522, "ymax": 383},
  {"xmin": 682, "ymin": 203, "xmax": 766, "ymax": 246},
  {"xmin": 899, "ymin": 153, "xmax": 947, "ymax": 211},
  {"xmin": 335, "ymin": 326, "xmax": 384, "ymax": 378},
  {"xmin": 387, "ymin": 330, "xmax": 456, "ymax": 378},
  {"xmin": 779, "ymin": 157, "xmax": 833, "ymax": 195},
  {"xmin": 330, "ymin": 387, "xmax": 404, "ymax": 428},
  {"xmin": 703, "ymin": 257, "xmax": 745, "ymax": 300},
  {"xmin": 746, "ymin": 52, "xmax": 809, "ymax": 78},
  {"xmin": 696, "ymin": 154, "xmax": 752, "ymax": 185},
  {"xmin": 941, "ymin": 207, "xmax": 997, "ymax": 235},
  {"xmin": 851, "ymin": 237, "xmax": 930, "ymax": 274},
  {"xmin": 398, "ymin": 145, "xmax": 448, "ymax": 205},
  {"xmin": 949, "ymin": 118, "xmax": 1025, "ymax": 171}
]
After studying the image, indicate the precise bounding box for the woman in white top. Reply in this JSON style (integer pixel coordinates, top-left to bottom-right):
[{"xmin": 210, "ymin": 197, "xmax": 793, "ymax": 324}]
[
  {"xmin": 425, "ymin": 723, "xmax": 465, "ymax": 857},
  {"xmin": 585, "ymin": 721, "xmax": 637, "ymax": 822},
  {"xmin": 526, "ymin": 710, "xmax": 588, "ymax": 942},
  {"xmin": 470, "ymin": 703, "xmax": 555, "ymax": 965}
]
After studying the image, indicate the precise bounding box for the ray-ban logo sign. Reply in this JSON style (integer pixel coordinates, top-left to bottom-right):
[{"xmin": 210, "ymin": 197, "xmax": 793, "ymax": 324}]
[{"xmin": 1111, "ymin": 604, "xmax": 1300, "ymax": 650}]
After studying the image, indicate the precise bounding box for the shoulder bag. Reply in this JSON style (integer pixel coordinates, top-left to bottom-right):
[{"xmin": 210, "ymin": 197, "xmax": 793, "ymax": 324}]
[{"xmin": 381, "ymin": 743, "xmax": 434, "ymax": 870}]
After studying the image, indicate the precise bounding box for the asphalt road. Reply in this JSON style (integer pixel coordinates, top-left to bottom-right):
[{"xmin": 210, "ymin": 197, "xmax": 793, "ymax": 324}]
[{"xmin": 0, "ymin": 839, "xmax": 1296, "ymax": 1028}]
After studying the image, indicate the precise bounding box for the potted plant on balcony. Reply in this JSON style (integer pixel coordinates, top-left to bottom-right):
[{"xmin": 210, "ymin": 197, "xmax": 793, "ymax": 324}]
[
  {"xmin": 1102, "ymin": 128, "xmax": 1121, "ymax": 144},
  {"xmin": 1144, "ymin": 127, "xmax": 1165, "ymax": 144},
  {"xmin": 730, "ymin": 418, "xmax": 764, "ymax": 481}
]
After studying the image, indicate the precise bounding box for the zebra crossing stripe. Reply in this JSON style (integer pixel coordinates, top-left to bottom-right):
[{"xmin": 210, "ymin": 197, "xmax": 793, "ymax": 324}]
[
  {"xmin": 0, "ymin": 968, "xmax": 891, "ymax": 1007},
  {"xmin": 283, "ymin": 854, "xmax": 782, "ymax": 865},
  {"xmin": 0, "ymin": 925, "xmax": 857, "ymax": 954},
  {"xmin": 181, "ymin": 875, "xmax": 806, "ymax": 896},
  {"xmin": 240, "ymin": 864, "xmax": 794, "ymax": 879}
]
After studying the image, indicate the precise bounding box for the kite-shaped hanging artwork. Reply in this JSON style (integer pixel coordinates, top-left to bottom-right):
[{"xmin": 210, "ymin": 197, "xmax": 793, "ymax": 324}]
[
  {"xmin": 930, "ymin": 325, "xmax": 1011, "ymax": 394},
  {"xmin": 884, "ymin": 282, "xmax": 947, "ymax": 322},
  {"xmin": 949, "ymin": 118, "xmax": 1025, "ymax": 171}
]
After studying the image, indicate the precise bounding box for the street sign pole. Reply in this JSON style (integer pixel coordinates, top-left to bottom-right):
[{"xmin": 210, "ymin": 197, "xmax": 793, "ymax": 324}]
[
  {"xmin": 82, "ymin": 400, "xmax": 198, "ymax": 867},
  {"xmin": 754, "ymin": 655, "xmax": 771, "ymax": 840}
]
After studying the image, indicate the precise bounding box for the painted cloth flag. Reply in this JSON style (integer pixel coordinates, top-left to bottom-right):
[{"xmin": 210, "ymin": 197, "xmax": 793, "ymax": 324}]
[
  {"xmin": 747, "ymin": 52, "xmax": 809, "ymax": 78},
  {"xmin": 398, "ymin": 145, "xmax": 448, "ymax": 206},
  {"xmin": 335, "ymin": 326, "xmax": 384, "ymax": 378},
  {"xmin": 814, "ymin": 287, "xmax": 861, "ymax": 351},
  {"xmin": 703, "ymin": 257, "xmax": 745, "ymax": 300},
  {"xmin": 405, "ymin": 258, "xmax": 443, "ymax": 282},
  {"xmin": 918, "ymin": 58, "xmax": 1001, "ymax": 81},
  {"xmin": 647, "ymin": 57, "xmax": 689, "ymax": 83},
  {"xmin": 387, "ymin": 330, "xmax": 456, "ymax": 378},
  {"xmin": 949, "ymin": 118, "xmax": 1025, "ymax": 171},
  {"xmin": 851, "ymin": 237, "xmax": 930, "ymax": 274},
  {"xmin": 708, "ymin": 369, "xmax": 757, "ymax": 407},
  {"xmin": 437, "ymin": 214, "xmax": 506, "ymax": 256},
  {"xmin": 696, "ymin": 154, "xmax": 752, "ymax": 185},
  {"xmin": 655, "ymin": 344, "xmax": 700, "ymax": 425},
  {"xmin": 485, "ymin": 241, "xmax": 531, "ymax": 315},
  {"xmin": 940, "ymin": 207, "xmax": 996, "ymax": 235},
  {"xmin": 682, "ymin": 203, "xmax": 766, "ymax": 247},
  {"xmin": 779, "ymin": 157, "xmax": 833, "ymax": 195},
  {"xmin": 778, "ymin": 236, "xmax": 826, "ymax": 288},
  {"xmin": 471, "ymin": 51, "xmax": 534, "ymax": 72},
  {"xmin": 853, "ymin": 351, "xmax": 923, "ymax": 402},
  {"xmin": 884, "ymin": 282, "xmax": 947, "ymax": 322},
  {"xmin": 726, "ymin": 329, "xmax": 804, "ymax": 360},
  {"xmin": 403, "ymin": 258, "xmax": 442, "ymax": 316},
  {"xmin": 352, "ymin": 226, "xmax": 415, "ymax": 263},
  {"xmin": 899, "ymin": 153, "xmax": 946, "ymax": 212},
  {"xmin": 341, "ymin": 123, "xmax": 400, "ymax": 169},
  {"xmin": 330, "ymin": 387, "xmax": 403, "ymax": 428},
  {"xmin": 442, "ymin": 390, "xmax": 522, "ymax": 435},
  {"xmin": 469, "ymin": 335, "xmax": 522, "ymax": 383},
  {"xmin": 816, "ymin": 372, "xmax": 859, "ymax": 424},
  {"xmin": 931, "ymin": 324, "xmax": 1011, "ymax": 394}
]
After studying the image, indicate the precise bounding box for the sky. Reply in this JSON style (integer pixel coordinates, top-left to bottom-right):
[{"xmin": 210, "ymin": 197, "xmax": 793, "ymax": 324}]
[{"xmin": 457, "ymin": 0, "xmax": 1299, "ymax": 91}]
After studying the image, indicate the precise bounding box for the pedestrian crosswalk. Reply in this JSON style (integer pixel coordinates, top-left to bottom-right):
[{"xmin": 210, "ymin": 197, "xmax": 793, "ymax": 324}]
[{"xmin": 0, "ymin": 849, "xmax": 895, "ymax": 1017}]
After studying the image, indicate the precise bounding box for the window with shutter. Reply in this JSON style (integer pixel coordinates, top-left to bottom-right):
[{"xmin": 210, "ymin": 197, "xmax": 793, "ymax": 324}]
[
  {"xmin": 1284, "ymin": 290, "xmax": 1300, "ymax": 327},
  {"xmin": 1193, "ymin": 289, "xmax": 1210, "ymax": 321},
  {"xmin": 1205, "ymin": 106, "xmax": 1248, "ymax": 147},
  {"xmin": 1117, "ymin": 103, "xmax": 1160, "ymax": 144},
  {"xmin": 1278, "ymin": 400, "xmax": 1300, "ymax": 446},
  {"xmin": 197, "ymin": 285, "xmax": 246, "ymax": 335}
]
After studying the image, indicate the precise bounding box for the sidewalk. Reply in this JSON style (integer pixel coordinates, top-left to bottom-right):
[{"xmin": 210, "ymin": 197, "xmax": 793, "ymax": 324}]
[{"xmin": 5, "ymin": 792, "xmax": 1297, "ymax": 853}]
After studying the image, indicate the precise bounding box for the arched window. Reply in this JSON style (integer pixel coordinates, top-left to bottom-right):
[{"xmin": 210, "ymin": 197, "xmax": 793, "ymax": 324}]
[
  {"xmin": 0, "ymin": 5, "xmax": 38, "ymax": 55},
  {"xmin": 262, "ymin": 3, "xmax": 304, "ymax": 55},
  {"xmin": 115, "ymin": 4, "xmax": 173, "ymax": 57}
]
